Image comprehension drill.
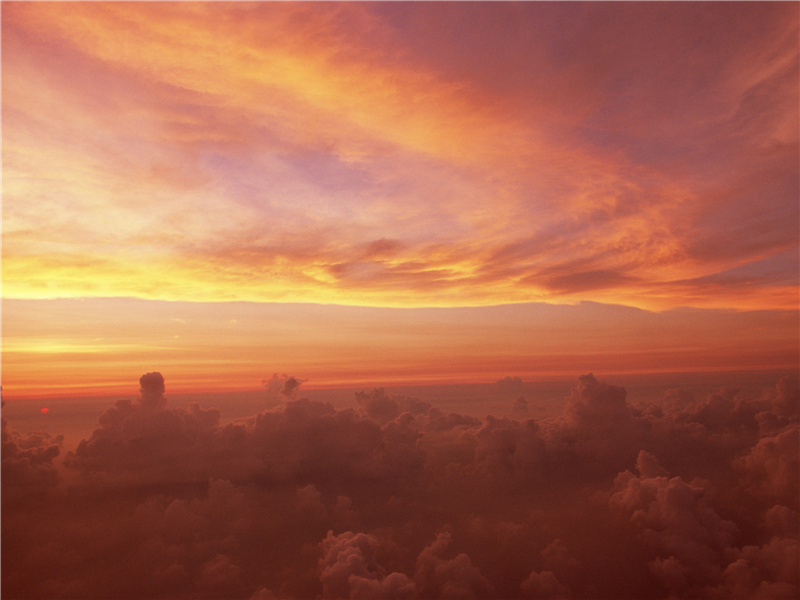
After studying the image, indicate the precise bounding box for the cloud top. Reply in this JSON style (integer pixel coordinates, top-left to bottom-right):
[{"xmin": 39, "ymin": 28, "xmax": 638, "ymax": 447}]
[{"xmin": 2, "ymin": 371, "xmax": 797, "ymax": 598}]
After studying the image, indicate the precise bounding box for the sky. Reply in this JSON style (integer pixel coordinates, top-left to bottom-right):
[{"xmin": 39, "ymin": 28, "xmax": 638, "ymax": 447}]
[
  {"xmin": 1, "ymin": 4, "xmax": 799, "ymax": 599},
  {"xmin": 2, "ymin": 1, "xmax": 799, "ymax": 397}
]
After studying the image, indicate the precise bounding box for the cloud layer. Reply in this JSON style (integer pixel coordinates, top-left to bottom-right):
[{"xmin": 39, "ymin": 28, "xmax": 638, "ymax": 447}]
[
  {"xmin": 3, "ymin": 372, "xmax": 797, "ymax": 598},
  {"xmin": 3, "ymin": 297, "xmax": 798, "ymax": 400},
  {"xmin": 2, "ymin": 2, "xmax": 797, "ymax": 310}
]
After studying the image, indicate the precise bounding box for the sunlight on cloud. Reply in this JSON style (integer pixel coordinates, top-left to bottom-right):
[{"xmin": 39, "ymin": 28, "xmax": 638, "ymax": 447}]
[
  {"xmin": 2, "ymin": 2, "xmax": 797, "ymax": 311},
  {"xmin": 2, "ymin": 341, "xmax": 150, "ymax": 355}
]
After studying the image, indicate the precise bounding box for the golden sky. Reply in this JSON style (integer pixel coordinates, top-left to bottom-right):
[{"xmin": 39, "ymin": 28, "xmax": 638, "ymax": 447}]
[{"xmin": 2, "ymin": 2, "xmax": 798, "ymax": 396}]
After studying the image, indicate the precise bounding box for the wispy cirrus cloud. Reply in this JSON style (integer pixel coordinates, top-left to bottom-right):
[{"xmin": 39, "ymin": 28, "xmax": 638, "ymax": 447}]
[{"xmin": 2, "ymin": 3, "xmax": 797, "ymax": 310}]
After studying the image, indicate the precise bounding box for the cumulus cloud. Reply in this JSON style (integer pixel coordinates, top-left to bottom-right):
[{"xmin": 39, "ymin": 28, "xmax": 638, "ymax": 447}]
[
  {"xmin": 2, "ymin": 372, "xmax": 798, "ymax": 599},
  {"xmin": 355, "ymin": 388, "xmax": 431, "ymax": 426},
  {"xmin": 263, "ymin": 373, "xmax": 306, "ymax": 400},
  {"xmin": 520, "ymin": 570, "xmax": 569, "ymax": 600},
  {"xmin": 736, "ymin": 425, "xmax": 800, "ymax": 507},
  {"xmin": 1, "ymin": 416, "xmax": 63, "ymax": 506},
  {"xmin": 414, "ymin": 531, "xmax": 492, "ymax": 599},
  {"xmin": 140, "ymin": 371, "xmax": 166, "ymax": 410},
  {"xmin": 319, "ymin": 530, "xmax": 416, "ymax": 599},
  {"xmin": 610, "ymin": 451, "xmax": 740, "ymax": 595}
]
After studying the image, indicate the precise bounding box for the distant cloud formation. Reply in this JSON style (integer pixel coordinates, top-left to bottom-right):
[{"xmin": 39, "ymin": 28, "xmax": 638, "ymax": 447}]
[
  {"xmin": 3, "ymin": 298, "xmax": 798, "ymax": 400},
  {"xmin": 139, "ymin": 371, "xmax": 167, "ymax": 410},
  {"xmin": 263, "ymin": 372, "xmax": 306, "ymax": 400},
  {"xmin": 3, "ymin": 372, "xmax": 797, "ymax": 598}
]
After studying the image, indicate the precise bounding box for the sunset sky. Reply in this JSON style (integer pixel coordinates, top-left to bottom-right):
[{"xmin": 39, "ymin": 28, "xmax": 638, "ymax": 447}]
[
  {"xmin": 2, "ymin": 5, "xmax": 799, "ymax": 599},
  {"xmin": 2, "ymin": 2, "xmax": 798, "ymax": 398}
]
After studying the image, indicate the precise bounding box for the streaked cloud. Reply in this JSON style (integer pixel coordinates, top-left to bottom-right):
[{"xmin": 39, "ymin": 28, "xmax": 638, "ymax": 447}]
[
  {"xmin": 2, "ymin": 298, "xmax": 796, "ymax": 399},
  {"xmin": 2, "ymin": 2, "xmax": 797, "ymax": 310}
]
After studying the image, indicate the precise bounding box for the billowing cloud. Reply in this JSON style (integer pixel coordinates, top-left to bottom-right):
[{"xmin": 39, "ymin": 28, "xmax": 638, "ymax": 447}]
[
  {"xmin": 610, "ymin": 451, "xmax": 740, "ymax": 596},
  {"xmin": 1, "ymin": 414, "xmax": 63, "ymax": 506},
  {"xmin": 2, "ymin": 371, "xmax": 797, "ymax": 599},
  {"xmin": 140, "ymin": 371, "xmax": 167, "ymax": 410},
  {"xmin": 319, "ymin": 530, "xmax": 415, "ymax": 599},
  {"xmin": 263, "ymin": 373, "xmax": 306, "ymax": 400}
]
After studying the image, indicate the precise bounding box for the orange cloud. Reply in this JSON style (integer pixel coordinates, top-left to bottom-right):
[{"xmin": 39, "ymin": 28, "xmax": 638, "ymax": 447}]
[
  {"xmin": 2, "ymin": 298, "xmax": 797, "ymax": 400},
  {"xmin": 2, "ymin": 3, "xmax": 797, "ymax": 312}
]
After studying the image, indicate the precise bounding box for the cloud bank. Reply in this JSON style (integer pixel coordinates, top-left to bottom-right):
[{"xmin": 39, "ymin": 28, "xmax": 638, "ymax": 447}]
[{"xmin": 2, "ymin": 372, "xmax": 798, "ymax": 599}]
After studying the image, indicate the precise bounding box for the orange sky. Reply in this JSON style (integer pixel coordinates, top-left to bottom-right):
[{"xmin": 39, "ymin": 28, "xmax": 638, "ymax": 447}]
[{"xmin": 2, "ymin": 2, "xmax": 798, "ymax": 398}]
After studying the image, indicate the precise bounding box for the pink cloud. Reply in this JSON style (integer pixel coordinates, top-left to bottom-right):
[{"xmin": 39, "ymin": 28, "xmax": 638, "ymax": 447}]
[
  {"xmin": 2, "ymin": 3, "xmax": 795, "ymax": 310},
  {"xmin": 4, "ymin": 371, "xmax": 797, "ymax": 598}
]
